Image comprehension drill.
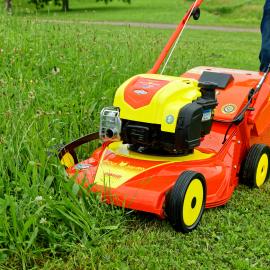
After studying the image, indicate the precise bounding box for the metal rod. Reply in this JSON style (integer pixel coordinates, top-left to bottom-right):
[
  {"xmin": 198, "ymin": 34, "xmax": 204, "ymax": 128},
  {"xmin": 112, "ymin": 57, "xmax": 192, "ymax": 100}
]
[
  {"xmin": 161, "ymin": 0, "xmax": 200, "ymax": 74},
  {"xmin": 255, "ymin": 63, "xmax": 270, "ymax": 92},
  {"xmin": 148, "ymin": 0, "xmax": 204, "ymax": 74}
]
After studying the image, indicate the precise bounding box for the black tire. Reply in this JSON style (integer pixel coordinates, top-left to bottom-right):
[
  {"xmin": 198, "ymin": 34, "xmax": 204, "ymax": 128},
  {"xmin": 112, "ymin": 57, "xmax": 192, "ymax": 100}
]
[
  {"xmin": 241, "ymin": 144, "xmax": 270, "ymax": 188},
  {"xmin": 165, "ymin": 171, "xmax": 206, "ymax": 233}
]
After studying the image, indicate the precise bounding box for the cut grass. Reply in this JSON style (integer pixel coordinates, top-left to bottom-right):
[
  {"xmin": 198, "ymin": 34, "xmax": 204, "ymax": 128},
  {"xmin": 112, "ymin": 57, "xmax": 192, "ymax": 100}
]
[
  {"xmin": 0, "ymin": 14, "xmax": 269, "ymax": 269},
  {"xmin": 12, "ymin": 0, "xmax": 264, "ymax": 27}
]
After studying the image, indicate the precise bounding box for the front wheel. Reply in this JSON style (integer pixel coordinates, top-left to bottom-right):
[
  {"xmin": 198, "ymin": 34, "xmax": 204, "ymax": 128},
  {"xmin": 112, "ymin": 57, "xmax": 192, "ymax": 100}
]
[{"xmin": 165, "ymin": 171, "xmax": 206, "ymax": 233}]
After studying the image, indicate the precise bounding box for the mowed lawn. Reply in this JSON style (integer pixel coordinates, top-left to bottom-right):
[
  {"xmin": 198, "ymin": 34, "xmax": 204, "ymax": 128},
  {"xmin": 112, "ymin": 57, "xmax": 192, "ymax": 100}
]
[
  {"xmin": 13, "ymin": 0, "xmax": 264, "ymax": 27},
  {"xmin": 0, "ymin": 15, "xmax": 270, "ymax": 269}
]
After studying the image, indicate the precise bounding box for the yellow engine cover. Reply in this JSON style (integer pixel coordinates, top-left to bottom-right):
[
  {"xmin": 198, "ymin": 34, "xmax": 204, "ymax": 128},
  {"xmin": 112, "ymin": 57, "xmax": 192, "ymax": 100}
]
[{"xmin": 113, "ymin": 74, "xmax": 201, "ymax": 133}]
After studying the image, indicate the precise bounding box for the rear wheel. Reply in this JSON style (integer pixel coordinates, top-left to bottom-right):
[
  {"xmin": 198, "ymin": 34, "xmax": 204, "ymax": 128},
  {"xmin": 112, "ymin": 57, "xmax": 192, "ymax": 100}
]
[
  {"xmin": 165, "ymin": 171, "xmax": 206, "ymax": 233},
  {"xmin": 241, "ymin": 144, "xmax": 270, "ymax": 188}
]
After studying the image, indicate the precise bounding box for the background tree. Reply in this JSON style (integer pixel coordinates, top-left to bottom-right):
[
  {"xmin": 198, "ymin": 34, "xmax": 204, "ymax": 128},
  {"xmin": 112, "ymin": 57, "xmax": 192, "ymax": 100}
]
[
  {"xmin": 30, "ymin": 0, "xmax": 131, "ymax": 12},
  {"xmin": 5, "ymin": 0, "xmax": 12, "ymax": 12}
]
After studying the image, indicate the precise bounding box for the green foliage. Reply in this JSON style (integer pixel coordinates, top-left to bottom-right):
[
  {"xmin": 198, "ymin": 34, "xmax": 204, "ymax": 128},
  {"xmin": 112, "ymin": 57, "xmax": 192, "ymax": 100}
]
[
  {"xmin": 17, "ymin": 0, "xmax": 263, "ymax": 27},
  {"xmin": 97, "ymin": 0, "xmax": 130, "ymax": 4},
  {"xmin": 29, "ymin": 0, "xmax": 130, "ymax": 10},
  {"xmin": 29, "ymin": 0, "xmax": 60, "ymax": 9}
]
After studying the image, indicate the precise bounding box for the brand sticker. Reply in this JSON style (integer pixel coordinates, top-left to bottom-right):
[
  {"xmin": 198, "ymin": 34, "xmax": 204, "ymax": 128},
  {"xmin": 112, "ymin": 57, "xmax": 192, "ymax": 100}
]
[
  {"xmin": 222, "ymin": 104, "xmax": 237, "ymax": 114},
  {"xmin": 134, "ymin": 89, "xmax": 148, "ymax": 95}
]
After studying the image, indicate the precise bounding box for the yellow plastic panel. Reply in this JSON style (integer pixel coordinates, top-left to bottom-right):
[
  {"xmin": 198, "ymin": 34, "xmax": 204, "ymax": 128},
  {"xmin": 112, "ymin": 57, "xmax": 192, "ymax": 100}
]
[
  {"xmin": 113, "ymin": 74, "xmax": 201, "ymax": 133},
  {"xmin": 94, "ymin": 142, "xmax": 213, "ymax": 189}
]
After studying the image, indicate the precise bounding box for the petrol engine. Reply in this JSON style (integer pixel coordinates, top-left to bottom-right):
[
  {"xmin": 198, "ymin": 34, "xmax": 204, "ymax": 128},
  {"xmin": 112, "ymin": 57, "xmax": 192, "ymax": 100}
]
[{"xmin": 100, "ymin": 74, "xmax": 218, "ymax": 155}]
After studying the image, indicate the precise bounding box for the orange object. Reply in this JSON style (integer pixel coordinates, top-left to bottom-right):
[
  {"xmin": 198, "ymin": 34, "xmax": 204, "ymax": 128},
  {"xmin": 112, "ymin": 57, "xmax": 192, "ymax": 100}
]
[
  {"xmin": 59, "ymin": 0, "xmax": 270, "ymax": 232},
  {"xmin": 60, "ymin": 65, "xmax": 270, "ymax": 216}
]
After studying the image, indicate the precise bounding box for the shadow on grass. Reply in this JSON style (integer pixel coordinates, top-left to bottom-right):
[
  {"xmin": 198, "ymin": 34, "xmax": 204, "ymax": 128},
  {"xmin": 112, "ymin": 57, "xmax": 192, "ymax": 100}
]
[
  {"xmin": 51, "ymin": 6, "xmax": 131, "ymax": 13},
  {"xmin": 204, "ymin": 1, "xmax": 251, "ymax": 15},
  {"xmin": 14, "ymin": 4, "xmax": 160, "ymax": 18},
  {"xmin": 125, "ymin": 210, "xmax": 171, "ymax": 232}
]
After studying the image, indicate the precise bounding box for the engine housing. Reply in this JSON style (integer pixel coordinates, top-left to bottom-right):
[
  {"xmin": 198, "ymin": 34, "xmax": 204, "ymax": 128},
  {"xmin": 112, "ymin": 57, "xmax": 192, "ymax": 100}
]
[{"xmin": 103, "ymin": 74, "xmax": 218, "ymax": 154}]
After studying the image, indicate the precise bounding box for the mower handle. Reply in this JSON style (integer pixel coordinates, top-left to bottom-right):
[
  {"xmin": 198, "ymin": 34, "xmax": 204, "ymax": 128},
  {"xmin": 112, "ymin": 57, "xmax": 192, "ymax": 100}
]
[{"xmin": 148, "ymin": 0, "xmax": 204, "ymax": 74}]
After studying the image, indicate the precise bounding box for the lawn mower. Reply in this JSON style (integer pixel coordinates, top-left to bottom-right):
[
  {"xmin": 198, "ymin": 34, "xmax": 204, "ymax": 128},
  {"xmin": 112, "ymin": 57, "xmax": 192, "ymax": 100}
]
[{"xmin": 59, "ymin": 0, "xmax": 270, "ymax": 232}]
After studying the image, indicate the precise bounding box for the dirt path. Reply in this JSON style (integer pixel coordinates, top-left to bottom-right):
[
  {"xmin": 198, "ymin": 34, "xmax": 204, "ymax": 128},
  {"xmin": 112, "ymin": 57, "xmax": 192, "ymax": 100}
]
[{"xmin": 35, "ymin": 19, "xmax": 260, "ymax": 33}]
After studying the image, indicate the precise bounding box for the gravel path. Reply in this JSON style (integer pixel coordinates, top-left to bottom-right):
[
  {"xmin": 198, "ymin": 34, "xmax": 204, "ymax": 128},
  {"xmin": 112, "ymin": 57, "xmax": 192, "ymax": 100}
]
[{"xmin": 35, "ymin": 19, "xmax": 260, "ymax": 33}]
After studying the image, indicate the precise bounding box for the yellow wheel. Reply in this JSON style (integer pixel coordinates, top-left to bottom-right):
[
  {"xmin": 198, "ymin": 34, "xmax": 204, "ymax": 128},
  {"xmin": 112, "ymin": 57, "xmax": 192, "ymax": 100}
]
[
  {"xmin": 61, "ymin": 152, "xmax": 75, "ymax": 168},
  {"xmin": 256, "ymin": 153, "xmax": 268, "ymax": 187},
  {"xmin": 241, "ymin": 144, "xmax": 270, "ymax": 188},
  {"xmin": 165, "ymin": 171, "xmax": 206, "ymax": 233}
]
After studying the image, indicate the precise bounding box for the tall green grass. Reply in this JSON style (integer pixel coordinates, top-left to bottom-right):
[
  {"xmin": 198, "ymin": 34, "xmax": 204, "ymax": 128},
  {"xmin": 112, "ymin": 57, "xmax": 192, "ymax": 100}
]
[
  {"xmin": 0, "ymin": 15, "xmax": 268, "ymax": 269},
  {"xmin": 0, "ymin": 17, "xmax": 133, "ymax": 269}
]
